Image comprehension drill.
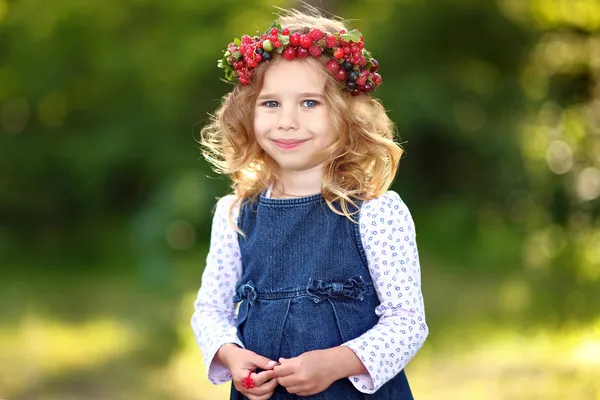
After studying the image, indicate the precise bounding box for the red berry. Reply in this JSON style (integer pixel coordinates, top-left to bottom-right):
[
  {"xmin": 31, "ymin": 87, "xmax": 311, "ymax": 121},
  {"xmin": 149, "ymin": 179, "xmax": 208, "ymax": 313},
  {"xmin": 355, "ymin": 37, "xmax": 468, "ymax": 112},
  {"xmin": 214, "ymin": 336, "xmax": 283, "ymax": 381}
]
[
  {"xmin": 351, "ymin": 89, "xmax": 361, "ymax": 96},
  {"xmin": 372, "ymin": 73, "xmax": 382, "ymax": 86},
  {"xmin": 344, "ymin": 46, "xmax": 351, "ymax": 55},
  {"xmin": 333, "ymin": 47, "xmax": 344, "ymax": 59},
  {"xmin": 270, "ymin": 27, "xmax": 278, "ymax": 35},
  {"xmin": 359, "ymin": 56, "xmax": 367, "ymax": 67},
  {"xmin": 282, "ymin": 28, "xmax": 290, "ymax": 35},
  {"xmin": 239, "ymin": 76, "xmax": 250, "ymax": 85},
  {"xmin": 247, "ymin": 59, "xmax": 258, "ymax": 68},
  {"xmin": 289, "ymin": 32, "xmax": 301, "ymax": 47},
  {"xmin": 369, "ymin": 59, "xmax": 379, "ymax": 72},
  {"xmin": 357, "ymin": 42, "xmax": 365, "ymax": 49},
  {"xmin": 335, "ymin": 69, "xmax": 347, "ymax": 81},
  {"xmin": 233, "ymin": 61, "xmax": 244, "ymax": 70},
  {"xmin": 326, "ymin": 35, "xmax": 337, "ymax": 48},
  {"xmin": 300, "ymin": 34, "xmax": 313, "ymax": 48},
  {"xmin": 274, "ymin": 40, "xmax": 282, "ymax": 48},
  {"xmin": 309, "ymin": 29, "xmax": 324, "ymax": 41},
  {"xmin": 296, "ymin": 47, "xmax": 309, "ymax": 58},
  {"xmin": 356, "ymin": 76, "xmax": 367, "ymax": 86},
  {"xmin": 351, "ymin": 45, "xmax": 359, "ymax": 54},
  {"xmin": 283, "ymin": 46, "xmax": 296, "ymax": 61},
  {"xmin": 254, "ymin": 53, "xmax": 262, "ymax": 62},
  {"xmin": 262, "ymin": 34, "xmax": 268, "ymax": 40},
  {"xmin": 242, "ymin": 35, "xmax": 253, "ymax": 44},
  {"xmin": 339, "ymin": 29, "xmax": 347, "ymax": 34},
  {"xmin": 269, "ymin": 34, "xmax": 278, "ymax": 42},
  {"xmin": 308, "ymin": 45, "xmax": 323, "ymax": 57},
  {"xmin": 326, "ymin": 59, "xmax": 340, "ymax": 73},
  {"xmin": 364, "ymin": 81, "xmax": 374, "ymax": 92}
]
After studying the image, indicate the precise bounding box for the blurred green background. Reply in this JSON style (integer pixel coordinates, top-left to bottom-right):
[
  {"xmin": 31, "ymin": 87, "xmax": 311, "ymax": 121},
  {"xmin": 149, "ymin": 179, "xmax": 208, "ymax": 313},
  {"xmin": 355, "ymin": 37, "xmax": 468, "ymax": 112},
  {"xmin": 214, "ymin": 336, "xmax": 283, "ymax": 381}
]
[{"xmin": 1, "ymin": 0, "xmax": 599, "ymax": 399}]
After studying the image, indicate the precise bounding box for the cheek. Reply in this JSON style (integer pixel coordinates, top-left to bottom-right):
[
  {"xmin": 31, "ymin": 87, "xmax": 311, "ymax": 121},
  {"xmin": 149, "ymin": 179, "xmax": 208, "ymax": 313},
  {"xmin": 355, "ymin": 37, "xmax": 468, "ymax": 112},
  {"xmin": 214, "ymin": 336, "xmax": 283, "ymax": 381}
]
[{"xmin": 253, "ymin": 109, "xmax": 272, "ymax": 134}]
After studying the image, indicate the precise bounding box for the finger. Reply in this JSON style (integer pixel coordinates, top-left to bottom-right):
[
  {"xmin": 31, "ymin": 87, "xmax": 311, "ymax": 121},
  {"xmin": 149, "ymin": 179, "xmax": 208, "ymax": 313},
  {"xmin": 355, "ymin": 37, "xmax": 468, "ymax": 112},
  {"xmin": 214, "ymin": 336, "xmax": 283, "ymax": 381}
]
[
  {"xmin": 277, "ymin": 373, "xmax": 300, "ymax": 388},
  {"xmin": 248, "ymin": 376, "xmax": 279, "ymax": 396},
  {"xmin": 285, "ymin": 384, "xmax": 303, "ymax": 395},
  {"xmin": 247, "ymin": 389, "xmax": 276, "ymax": 400},
  {"xmin": 273, "ymin": 362, "xmax": 295, "ymax": 377},
  {"xmin": 253, "ymin": 369, "xmax": 276, "ymax": 386},
  {"xmin": 251, "ymin": 353, "xmax": 278, "ymax": 370}
]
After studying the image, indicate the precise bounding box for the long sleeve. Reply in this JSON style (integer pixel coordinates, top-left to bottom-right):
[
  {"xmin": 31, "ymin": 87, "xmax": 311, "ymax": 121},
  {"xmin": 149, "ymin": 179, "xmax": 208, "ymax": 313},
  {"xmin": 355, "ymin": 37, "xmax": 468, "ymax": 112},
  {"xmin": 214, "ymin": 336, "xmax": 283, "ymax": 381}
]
[
  {"xmin": 191, "ymin": 195, "xmax": 244, "ymax": 384},
  {"xmin": 343, "ymin": 190, "xmax": 428, "ymax": 393}
]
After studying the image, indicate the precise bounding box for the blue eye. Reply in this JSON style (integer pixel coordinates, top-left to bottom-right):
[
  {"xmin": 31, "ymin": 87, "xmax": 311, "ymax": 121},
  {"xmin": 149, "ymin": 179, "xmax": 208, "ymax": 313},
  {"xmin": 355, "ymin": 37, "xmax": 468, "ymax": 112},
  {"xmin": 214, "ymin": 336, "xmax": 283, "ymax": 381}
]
[
  {"xmin": 262, "ymin": 100, "xmax": 279, "ymax": 108},
  {"xmin": 302, "ymin": 100, "xmax": 319, "ymax": 108}
]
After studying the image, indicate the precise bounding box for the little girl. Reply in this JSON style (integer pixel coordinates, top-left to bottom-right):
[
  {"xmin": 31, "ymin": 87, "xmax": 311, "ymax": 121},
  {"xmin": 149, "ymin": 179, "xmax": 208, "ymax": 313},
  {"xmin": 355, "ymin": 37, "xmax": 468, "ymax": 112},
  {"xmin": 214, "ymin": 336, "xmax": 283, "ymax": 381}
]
[{"xmin": 192, "ymin": 8, "xmax": 428, "ymax": 400}]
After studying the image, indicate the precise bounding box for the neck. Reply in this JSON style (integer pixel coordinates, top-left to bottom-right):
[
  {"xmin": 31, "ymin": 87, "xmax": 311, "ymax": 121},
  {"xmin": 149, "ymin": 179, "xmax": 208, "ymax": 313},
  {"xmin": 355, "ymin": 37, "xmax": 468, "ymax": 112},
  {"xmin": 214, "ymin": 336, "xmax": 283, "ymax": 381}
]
[{"xmin": 272, "ymin": 165, "xmax": 324, "ymax": 198}]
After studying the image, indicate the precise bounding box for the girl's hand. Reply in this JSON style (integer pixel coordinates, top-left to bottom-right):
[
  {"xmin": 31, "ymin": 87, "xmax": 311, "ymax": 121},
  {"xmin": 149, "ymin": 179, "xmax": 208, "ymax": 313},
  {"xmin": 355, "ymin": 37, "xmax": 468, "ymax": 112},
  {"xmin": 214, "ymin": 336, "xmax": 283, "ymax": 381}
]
[
  {"xmin": 273, "ymin": 349, "xmax": 339, "ymax": 396},
  {"xmin": 235, "ymin": 369, "xmax": 278, "ymax": 400},
  {"xmin": 217, "ymin": 345, "xmax": 279, "ymax": 400}
]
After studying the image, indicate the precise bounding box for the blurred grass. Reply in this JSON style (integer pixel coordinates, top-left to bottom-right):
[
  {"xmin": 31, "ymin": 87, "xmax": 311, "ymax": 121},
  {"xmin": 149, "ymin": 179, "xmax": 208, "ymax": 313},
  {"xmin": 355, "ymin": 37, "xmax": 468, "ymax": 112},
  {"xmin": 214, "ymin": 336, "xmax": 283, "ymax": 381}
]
[{"xmin": 1, "ymin": 265, "xmax": 598, "ymax": 400}]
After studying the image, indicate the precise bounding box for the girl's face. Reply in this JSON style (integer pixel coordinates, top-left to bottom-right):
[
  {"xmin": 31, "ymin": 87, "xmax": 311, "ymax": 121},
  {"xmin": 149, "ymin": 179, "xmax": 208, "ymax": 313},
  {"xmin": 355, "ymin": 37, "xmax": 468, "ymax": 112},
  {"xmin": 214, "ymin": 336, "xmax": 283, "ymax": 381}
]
[{"xmin": 254, "ymin": 60, "xmax": 337, "ymax": 175}]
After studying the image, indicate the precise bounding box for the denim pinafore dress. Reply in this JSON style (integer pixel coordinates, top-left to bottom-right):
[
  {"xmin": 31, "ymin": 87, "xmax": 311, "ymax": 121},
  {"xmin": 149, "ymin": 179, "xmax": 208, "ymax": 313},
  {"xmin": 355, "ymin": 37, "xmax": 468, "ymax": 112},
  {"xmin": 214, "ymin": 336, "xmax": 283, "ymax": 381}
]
[{"xmin": 231, "ymin": 193, "xmax": 413, "ymax": 399}]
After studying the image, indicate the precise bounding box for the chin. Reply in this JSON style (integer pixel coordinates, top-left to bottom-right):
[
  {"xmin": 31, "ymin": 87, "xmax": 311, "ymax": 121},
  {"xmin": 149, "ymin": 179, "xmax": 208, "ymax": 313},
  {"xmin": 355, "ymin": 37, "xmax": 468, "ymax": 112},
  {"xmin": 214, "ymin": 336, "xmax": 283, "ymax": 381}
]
[{"xmin": 277, "ymin": 162, "xmax": 312, "ymax": 172}]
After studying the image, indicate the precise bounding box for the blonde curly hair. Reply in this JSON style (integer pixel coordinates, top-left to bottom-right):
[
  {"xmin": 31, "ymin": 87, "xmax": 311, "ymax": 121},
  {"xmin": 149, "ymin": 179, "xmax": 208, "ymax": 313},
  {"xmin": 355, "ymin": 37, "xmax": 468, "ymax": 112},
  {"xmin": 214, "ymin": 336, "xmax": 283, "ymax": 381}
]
[{"xmin": 201, "ymin": 7, "xmax": 402, "ymax": 223}]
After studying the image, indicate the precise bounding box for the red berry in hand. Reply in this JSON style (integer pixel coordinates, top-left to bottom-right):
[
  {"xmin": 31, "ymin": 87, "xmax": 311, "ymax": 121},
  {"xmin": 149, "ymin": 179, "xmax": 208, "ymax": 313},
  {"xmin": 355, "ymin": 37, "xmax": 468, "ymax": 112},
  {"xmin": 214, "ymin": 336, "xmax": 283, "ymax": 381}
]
[
  {"xmin": 282, "ymin": 28, "xmax": 290, "ymax": 35},
  {"xmin": 242, "ymin": 35, "xmax": 253, "ymax": 44},
  {"xmin": 296, "ymin": 46, "xmax": 309, "ymax": 58},
  {"xmin": 247, "ymin": 59, "xmax": 258, "ymax": 68},
  {"xmin": 344, "ymin": 46, "xmax": 351, "ymax": 55},
  {"xmin": 357, "ymin": 42, "xmax": 365, "ymax": 49},
  {"xmin": 333, "ymin": 47, "xmax": 344, "ymax": 59},
  {"xmin": 326, "ymin": 59, "xmax": 340, "ymax": 73},
  {"xmin": 274, "ymin": 40, "xmax": 282, "ymax": 48},
  {"xmin": 239, "ymin": 76, "xmax": 250, "ymax": 85},
  {"xmin": 269, "ymin": 34, "xmax": 278, "ymax": 42},
  {"xmin": 364, "ymin": 81, "xmax": 374, "ymax": 92},
  {"xmin": 335, "ymin": 69, "xmax": 347, "ymax": 81},
  {"xmin": 270, "ymin": 27, "xmax": 278, "ymax": 35},
  {"xmin": 308, "ymin": 45, "xmax": 323, "ymax": 57},
  {"xmin": 289, "ymin": 32, "xmax": 301, "ymax": 47},
  {"xmin": 326, "ymin": 35, "xmax": 337, "ymax": 48},
  {"xmin": 282, "ymin": 46, "xmax": 296, "ymax": 61},
  {"xmin": 371, "ymin": 73, "xmax": 382, "ymax": 86},
  {"xmin": 300, "ymin": 34, "xmax": 313, "ymax": 48},
  {"xmin": 254, "ymin": 53, "xmax": 262, "ymax": 62},
  {"xmin": 351, "ymin": 89, "xmax": 361, "ymax": 96},
  {"xmin": 356, "ymin": 76, "xmax": 367, "ymax": 86},
  {"xmin": 310, "ymin": 29, "xmax": 324, "ymax": 41},
  {"xmin": 359, "ymin": 56, "xmax": 367, "ymax": 67}
]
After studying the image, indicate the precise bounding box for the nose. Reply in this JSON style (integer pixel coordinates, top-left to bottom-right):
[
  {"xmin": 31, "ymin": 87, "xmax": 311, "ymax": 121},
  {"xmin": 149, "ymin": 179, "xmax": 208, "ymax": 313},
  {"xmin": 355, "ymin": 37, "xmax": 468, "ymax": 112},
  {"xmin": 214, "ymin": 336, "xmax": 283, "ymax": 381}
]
[{"xmin": 277, "ymin": 104, "xmax": 298, "ymax": 131}]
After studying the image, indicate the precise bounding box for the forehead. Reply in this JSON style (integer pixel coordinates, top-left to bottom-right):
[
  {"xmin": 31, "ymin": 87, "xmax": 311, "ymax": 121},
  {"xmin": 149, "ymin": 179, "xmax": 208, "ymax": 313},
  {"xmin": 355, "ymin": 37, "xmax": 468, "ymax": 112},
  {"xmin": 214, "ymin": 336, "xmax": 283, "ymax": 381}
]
[{"xmin": 260, "ymin": 60, "xmax": 326, "ymax": 94}]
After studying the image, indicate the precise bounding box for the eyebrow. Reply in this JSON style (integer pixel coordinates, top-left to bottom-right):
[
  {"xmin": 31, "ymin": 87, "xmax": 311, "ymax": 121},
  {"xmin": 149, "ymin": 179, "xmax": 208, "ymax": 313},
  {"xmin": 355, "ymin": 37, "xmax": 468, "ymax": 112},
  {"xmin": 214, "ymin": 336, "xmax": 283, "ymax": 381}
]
[{"xmin": 256, "ymin": 92, "xmax": 325, "ymax": 100}]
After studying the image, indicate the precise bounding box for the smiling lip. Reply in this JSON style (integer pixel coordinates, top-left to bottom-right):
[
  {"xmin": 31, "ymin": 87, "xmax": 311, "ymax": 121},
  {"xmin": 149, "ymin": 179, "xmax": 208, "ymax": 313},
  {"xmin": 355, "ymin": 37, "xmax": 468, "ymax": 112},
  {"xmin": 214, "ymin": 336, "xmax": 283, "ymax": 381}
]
[{"xmin": 272, "ymin": 139, "xmax": 308, "ymax": 150}]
